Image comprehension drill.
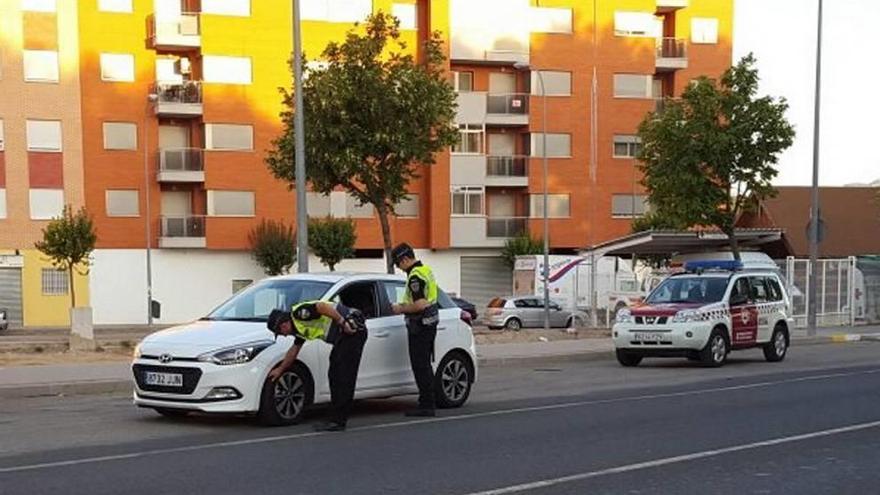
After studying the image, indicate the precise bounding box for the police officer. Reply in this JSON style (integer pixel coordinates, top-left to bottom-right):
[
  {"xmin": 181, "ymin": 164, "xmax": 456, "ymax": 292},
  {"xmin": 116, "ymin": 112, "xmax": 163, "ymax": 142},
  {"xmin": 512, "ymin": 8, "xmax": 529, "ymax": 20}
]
[
  {"xmin": 267, "ymin": 301, "xmax": 367, "ymax": 432},
  {"xmin": 390, "ymin": 243, "xmax": 440, "ymax": 417}
]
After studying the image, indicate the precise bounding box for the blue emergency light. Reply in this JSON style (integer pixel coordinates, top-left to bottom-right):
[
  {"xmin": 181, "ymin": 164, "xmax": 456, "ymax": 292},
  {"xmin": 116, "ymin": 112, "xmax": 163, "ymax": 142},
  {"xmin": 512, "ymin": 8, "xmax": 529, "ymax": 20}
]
[{"xmin": 683, "ymin": 260, "xmax": 743, "ymax": 272}]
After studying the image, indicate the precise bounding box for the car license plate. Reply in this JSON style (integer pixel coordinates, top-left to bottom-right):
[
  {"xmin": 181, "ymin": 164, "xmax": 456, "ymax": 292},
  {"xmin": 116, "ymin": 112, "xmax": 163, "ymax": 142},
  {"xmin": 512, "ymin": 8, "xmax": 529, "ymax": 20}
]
[
  {"xmin": 632, "ymin": 332, "xmax": 664, "ymax": 342},
  {"xmin": 144, "ymin": 371, "xmax": 184, "ymax": 387}
]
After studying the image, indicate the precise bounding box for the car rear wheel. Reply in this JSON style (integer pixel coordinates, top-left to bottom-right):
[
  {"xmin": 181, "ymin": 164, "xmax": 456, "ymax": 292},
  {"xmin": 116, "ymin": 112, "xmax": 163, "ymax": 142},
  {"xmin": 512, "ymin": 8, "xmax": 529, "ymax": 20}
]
[
  {"xmin": 154, "ymin": 407, "xmax": 190, "ymax": 419},
  {"xmin": 763, "ymin": 325, "xmax": 789, "ymax": 362},
  {"xmin": 435, "ymin": 352, "xmax": 474, "ymax": 409},
  {"xmin": 616, "ymin": 349, "xmax": 643, "ymax": 367},
  {"xmin": 504, "ymin": 318, "xmax": 522, "ymax": 331},
  {"xmin": 258, "ymin": 363, "xmax": 314, "ymax": 426},
  {"xmin": 699, "ymin": 329, "xmax": 729, "ymax": 367}
]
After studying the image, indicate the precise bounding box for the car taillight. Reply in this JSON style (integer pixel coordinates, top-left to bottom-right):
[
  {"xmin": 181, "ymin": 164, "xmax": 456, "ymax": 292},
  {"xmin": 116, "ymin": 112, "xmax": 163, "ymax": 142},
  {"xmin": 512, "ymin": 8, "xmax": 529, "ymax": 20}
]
[{"xmin": 460, "ymin": 310, "xmax": 472, "ymax": 325}]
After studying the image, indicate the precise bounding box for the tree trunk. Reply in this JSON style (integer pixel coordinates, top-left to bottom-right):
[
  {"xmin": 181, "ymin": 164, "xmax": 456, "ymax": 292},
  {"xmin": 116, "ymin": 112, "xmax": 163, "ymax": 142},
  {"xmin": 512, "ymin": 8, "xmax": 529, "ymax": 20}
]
[
  {"xmin": 68, "ymin": 264, "xmax": 76, "ymax": 308},
  {"xmin": 329, "ymin": 262, "xmax": 336, "ymax": 272},
  {"xmin": 377, "ymin": 203, "xmax": 394, "ymax": 274},
  {"xmin": 725, "ymin": 226, "xmax": 741, "ymax": 262}
]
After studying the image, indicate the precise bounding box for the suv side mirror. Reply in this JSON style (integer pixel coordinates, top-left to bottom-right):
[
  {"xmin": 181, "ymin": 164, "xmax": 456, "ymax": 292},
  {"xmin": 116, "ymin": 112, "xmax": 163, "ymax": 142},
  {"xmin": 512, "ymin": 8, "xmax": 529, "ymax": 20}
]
[{"xmin": 729, "ymin": 293, "xmax": 748, "ymax": 306}]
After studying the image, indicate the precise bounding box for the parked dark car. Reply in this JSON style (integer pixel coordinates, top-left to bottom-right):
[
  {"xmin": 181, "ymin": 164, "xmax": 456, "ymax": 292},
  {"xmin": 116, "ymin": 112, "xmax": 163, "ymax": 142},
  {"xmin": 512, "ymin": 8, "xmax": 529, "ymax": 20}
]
[
  {"xmin": 0, "ymin": 308, "xmax": 8, "ymax": 331},
  {"xmin": 451, "ymin": 297, "xmax": 478, "ymax": 322}
]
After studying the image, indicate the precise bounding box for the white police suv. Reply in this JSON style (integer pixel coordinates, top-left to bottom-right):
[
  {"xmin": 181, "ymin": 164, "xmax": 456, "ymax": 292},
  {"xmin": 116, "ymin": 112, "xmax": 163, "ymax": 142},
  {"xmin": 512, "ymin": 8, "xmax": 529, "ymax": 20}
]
[{"xmin": 613, "ymin": 260, "xmax": 793, "ymax": 367}]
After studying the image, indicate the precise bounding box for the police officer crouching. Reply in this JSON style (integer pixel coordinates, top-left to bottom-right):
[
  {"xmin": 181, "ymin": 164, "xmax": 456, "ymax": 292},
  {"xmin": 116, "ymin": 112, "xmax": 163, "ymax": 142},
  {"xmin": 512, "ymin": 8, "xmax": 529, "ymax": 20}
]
[
  {"xmin": 390, "ymin": 243, "xmax": 440, "ymax": 417},
  {"xmin": 267, "ymin": 301, "xmax": 367, "ymax": 432}
]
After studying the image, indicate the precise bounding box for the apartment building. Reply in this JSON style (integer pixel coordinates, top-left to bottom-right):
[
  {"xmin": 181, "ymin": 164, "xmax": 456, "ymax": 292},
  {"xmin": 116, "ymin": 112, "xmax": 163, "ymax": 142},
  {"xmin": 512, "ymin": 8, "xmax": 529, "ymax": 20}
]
[{"xmin": 0, "ymin": 0, "xmax": 731, "ymax": 326}]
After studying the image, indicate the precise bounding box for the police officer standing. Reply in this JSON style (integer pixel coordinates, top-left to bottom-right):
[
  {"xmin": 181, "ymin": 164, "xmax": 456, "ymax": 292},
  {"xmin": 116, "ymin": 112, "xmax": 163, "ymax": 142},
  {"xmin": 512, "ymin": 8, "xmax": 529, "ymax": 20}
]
[
  {"xmin": 267, "ymin": 300, "xmax": 367, "ymax": 431},
  {"xmin": 390, "ymin": 243, "xmax": 440, "ymax": 417}
]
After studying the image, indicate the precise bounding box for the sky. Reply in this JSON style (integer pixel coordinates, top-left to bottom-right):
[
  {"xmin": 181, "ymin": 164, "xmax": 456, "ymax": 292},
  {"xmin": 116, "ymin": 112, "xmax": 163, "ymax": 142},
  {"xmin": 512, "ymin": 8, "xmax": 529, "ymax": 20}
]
[{"xmin": 733, "ymin": 0, "xmax": 880, "ymax": 186}]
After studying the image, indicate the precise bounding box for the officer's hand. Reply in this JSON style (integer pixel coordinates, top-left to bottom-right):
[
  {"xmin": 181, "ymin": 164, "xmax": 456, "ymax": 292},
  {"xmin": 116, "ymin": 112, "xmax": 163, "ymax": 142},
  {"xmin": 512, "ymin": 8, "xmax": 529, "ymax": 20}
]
[
  {"xmin": 391, "ymin": 304, "xmax": 403, "ymax": 315},
  {"xmin": 268, "ymin": 367, "xmax": 284, "ymax": 382},
  {"xmin": 341, "ymin": 320, "xmax": 356, "ymax": 335}
]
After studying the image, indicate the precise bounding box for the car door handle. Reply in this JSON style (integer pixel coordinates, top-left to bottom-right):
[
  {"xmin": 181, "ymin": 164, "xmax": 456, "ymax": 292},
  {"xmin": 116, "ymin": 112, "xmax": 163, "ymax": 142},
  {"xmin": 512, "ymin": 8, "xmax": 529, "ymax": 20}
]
[
  {"xmin": 374, "ymin": 331, "xmax": 390, "ymax": 338},
  {"xmin": 438, "ymin": 326, "xmax": 447, "ymax": 331}
]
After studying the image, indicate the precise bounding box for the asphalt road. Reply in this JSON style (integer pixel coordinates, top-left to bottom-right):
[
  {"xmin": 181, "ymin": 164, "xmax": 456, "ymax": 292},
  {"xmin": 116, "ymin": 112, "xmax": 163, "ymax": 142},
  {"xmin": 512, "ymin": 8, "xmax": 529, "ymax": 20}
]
[{"xmin": 1, "ymin": 343, "xmax": 879, "ymax": 495}]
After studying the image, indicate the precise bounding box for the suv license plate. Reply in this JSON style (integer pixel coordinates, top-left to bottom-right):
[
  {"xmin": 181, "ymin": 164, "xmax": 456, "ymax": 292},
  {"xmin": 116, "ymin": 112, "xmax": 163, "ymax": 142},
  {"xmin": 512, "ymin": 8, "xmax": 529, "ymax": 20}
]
[
  {"xmin": 144, "ymin": 372, "xmax": 184, "ymax": 387},
  {"xmin": 633, "ymin": 332, "xmax": 664, "ymax": 342}
]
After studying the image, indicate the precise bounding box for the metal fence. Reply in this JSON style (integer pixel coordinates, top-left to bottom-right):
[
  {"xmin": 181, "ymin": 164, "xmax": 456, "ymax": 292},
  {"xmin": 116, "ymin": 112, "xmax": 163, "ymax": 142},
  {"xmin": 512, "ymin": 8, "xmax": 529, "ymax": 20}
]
[{"xmin": 778, "ymin": 257, "xmax": 857, "ymax": 328}]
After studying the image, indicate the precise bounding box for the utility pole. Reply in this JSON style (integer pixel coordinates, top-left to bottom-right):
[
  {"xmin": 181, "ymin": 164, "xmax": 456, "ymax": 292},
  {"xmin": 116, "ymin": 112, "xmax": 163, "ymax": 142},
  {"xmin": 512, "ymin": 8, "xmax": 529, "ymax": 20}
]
[
  {"xmin": 807, "ymin": 0, "xmax": 823, "ymax": 335},
  {"xmin": 293, "ymin": 0, "xmax": 309, "ymax": 272}
]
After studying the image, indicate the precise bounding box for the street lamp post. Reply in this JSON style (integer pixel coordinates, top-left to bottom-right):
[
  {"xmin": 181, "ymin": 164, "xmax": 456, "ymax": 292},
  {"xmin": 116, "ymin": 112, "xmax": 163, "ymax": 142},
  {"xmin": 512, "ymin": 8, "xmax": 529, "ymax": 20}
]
[
  {"xmin": 807, "ymin": 0, "xmax": 824, "ymax": 335},
  {"xmin": 514, "ymin": 62, "xmax": 550, "ymax": 331},
  {"xmin": 292, "ymin": 0, "xmax": 309, "ymax": 272},
  {"xmin": 144, "ymin": 93, "xmax": 158, "ymax": 327}
]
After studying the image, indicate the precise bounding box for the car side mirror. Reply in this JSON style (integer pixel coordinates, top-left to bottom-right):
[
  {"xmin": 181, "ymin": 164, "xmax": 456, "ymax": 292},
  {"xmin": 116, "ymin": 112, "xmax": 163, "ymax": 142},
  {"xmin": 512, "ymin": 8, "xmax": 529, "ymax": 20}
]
[{"xmin": 729, "ymin": 294, "xmax": 748, "ymax": 306}]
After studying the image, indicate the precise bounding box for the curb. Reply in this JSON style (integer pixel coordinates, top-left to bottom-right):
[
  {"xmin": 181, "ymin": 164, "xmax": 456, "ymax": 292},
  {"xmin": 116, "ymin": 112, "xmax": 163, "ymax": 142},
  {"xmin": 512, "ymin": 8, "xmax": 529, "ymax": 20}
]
[
  {"xmin": 478, "ymin": 349, "xmax": 612, "ymax": 367},
  {"xmin": 0, "ymin": 380, "xmax": 131, "ymax": 400}
]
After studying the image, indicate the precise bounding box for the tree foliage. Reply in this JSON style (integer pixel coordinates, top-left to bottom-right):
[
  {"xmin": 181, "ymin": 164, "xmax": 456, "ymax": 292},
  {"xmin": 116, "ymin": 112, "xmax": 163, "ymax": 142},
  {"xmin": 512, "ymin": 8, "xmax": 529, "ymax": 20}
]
[
  {"xmin": 34, "ymin": 205, "xmax": 97, "ymax": 308},
  {"xmin": 637, "ymin": 54, "xmax": 795, "ymax": 260},
  {"xmin": 501, "ymin": 235, "xmax": 544, "ymax": 270},
  {"xmin": 248, "ymin": 219, "xmax": 296, "ymax": 276},
  {"xmin": 266, "ymin": 12, "xmax": 459, "ymax": 273},
  {"xmin": 308, "ymin": 216, "xmax": 357, "ymax": 271}
]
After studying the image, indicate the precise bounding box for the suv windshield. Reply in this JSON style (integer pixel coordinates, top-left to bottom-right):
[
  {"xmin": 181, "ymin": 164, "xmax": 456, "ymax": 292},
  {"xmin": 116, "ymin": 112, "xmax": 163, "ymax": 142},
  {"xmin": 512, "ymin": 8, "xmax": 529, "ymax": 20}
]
[
  {"xmin": 205, "ymin": 279, "xmax": 333, "ymax": 321},
  {"xmin": 646, "ymin": 276, "xmax": 729, "ymax": 305}
]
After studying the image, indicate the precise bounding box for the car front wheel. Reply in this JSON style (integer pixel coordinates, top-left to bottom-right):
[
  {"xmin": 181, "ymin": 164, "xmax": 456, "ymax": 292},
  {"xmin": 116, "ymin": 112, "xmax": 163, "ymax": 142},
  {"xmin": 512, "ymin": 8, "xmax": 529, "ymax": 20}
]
[
  {"xmin": 616, "ymin": 349, "xmax": 643, "ymax": 367},
  {"xmin": 258, "ymin": 363, "xmax": 314, "ymax": 426},
  {"xmin": 435, "ymin": 352, "xmax": 474, "ymax": 409},
  {"xmin": 763, "ymin": 325, "xmax": 789, "ymax": 362},
  {"xmin": 699, "ymin": 329, "xmax": 729, "ymax": 367}
]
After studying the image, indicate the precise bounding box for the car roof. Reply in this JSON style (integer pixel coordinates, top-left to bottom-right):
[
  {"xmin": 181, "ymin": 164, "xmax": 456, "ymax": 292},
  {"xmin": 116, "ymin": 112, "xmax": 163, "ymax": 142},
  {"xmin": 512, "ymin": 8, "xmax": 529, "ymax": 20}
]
[
  {"xmin": 670, "ymin": 270, "xmax": 780, "ymax": 279},
  {"xmin": 267, "ymin": 272, "xmax": 406, "ymax": 284}
]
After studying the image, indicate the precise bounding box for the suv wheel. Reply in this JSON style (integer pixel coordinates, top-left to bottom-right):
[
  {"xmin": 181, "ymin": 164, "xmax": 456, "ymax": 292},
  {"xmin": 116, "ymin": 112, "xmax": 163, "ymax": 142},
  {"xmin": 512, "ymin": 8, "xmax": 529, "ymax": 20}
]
[
  {"xmin": 616, "ymin": 349, "xmax": 643, "ymax": 367},
  {"xmin": 763, "ymin": 325, "xmax": 789, "ymax": 362},
  {"xmin": 699, "ymin": 329, "xmax": 729, "ymax": 367}
]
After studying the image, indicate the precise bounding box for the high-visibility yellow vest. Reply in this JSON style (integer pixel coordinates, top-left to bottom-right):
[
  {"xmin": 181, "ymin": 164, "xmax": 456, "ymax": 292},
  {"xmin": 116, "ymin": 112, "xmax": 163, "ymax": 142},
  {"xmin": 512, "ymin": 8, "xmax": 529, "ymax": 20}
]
[
  {"xmin": 290, "ymin": 301, "xmax": 333, "ymax": 342},
  {"xmin": 403, "ymin": 264, "xmax": 438, "ymax": 305}
]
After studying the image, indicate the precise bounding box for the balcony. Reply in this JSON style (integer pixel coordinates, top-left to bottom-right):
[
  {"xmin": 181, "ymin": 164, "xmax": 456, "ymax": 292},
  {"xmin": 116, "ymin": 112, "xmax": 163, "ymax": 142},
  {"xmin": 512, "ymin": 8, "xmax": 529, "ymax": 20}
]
[
  {"xmin": 486, "ymin": 93, "xmax": 530, "ymax": 126},
  {"xmin": 148, "ymin": 13, "xmax": 201, "ymax": 51},
  {"xmin": 652, "ymin": 96, "xmax": 681, "ymax": 116},
  {"xmin": 655, "ymin": 38, "xmax": 688, "ymax": 71},
  {"xmin": 486, "ymin": 156, "xmax": 528, "ymax": 187},
  {"xmin": 656, "ymin": 0, "xmax": 688, "ymax": 13},
  {"xmin": 159, "ymin": 215, "xmax": 206, "ymax": 248},
  {"xmin": 157, "ymin": 148, "xmax": 204, "ymax": 182},
  {"xmin": 450, "ymin": 216, "xmax": 527, "ymax": 247},
  {"xmin": 153, "ymin": 81, "xmax": 202, "ymax": 117}
]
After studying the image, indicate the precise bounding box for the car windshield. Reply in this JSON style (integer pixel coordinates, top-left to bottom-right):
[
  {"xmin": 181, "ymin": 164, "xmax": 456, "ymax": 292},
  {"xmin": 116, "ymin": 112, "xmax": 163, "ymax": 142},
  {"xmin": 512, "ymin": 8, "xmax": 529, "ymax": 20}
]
[
  {"xmin": 204, "ymin": 279, "xmax": 333, "ymax": 321},
  {"xmin": 646, "ymin": 276, "xmax": 729, "ymax": 305}
]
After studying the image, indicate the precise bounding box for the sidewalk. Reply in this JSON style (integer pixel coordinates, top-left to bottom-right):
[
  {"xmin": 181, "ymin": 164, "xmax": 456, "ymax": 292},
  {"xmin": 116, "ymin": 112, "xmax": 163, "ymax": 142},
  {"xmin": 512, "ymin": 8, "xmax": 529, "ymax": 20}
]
[{"xmin": 1, "ymin": 326, "xmax": 878, "ymax": 399}]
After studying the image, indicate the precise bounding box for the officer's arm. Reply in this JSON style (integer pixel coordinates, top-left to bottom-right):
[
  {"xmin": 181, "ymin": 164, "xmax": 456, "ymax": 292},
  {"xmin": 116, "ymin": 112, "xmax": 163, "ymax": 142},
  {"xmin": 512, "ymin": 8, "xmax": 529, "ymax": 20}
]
[
  {"xmin": 272, "ymin": 340, "xmax": 304, "ymax": 381},
  {"xmin": 316, "ymin": 302, "xmax": 355, "ymax": 334},
  {"xmin": 394, "ymin": 277, "xmax": 431, "ymax": 314}
]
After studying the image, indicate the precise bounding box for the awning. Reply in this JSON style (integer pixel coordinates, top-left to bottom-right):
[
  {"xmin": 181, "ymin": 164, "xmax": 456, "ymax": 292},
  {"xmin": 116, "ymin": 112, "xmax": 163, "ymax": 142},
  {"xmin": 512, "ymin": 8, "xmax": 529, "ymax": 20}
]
[{"xmin": 583, "ymin": 229, "xmax": 792, "ymax": 258}]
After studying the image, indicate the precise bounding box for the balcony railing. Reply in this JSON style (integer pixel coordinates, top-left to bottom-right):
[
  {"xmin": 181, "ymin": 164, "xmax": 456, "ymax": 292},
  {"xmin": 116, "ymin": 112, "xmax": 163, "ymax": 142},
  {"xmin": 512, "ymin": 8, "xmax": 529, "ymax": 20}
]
[
  {"xmin": 154, "ymin": 81, "xmax": 202, "ymax": 105},
  {"xmin": 487, "ymin": 156, "xmax": 528, "ymax": 177},
  {"xmin": 487, "ymin": 93, "xmax": 529, "ymax": 115},
  {"xmin": 656, "ymin": 37, "xmax": 687, "ymax": 59},
  {"xmin": 148, "ymin": 13, "xmax": 201, "ymax": 49},
  {"xmin": 159, "ymin": 148, "xmax": 203, "ymax": 172},
  {"xmin": 487, "ymin": 217, "xmax": 528, "ymax": 238},
  {"xmin": 161, "ymin": 215, "xmax": 205, "ymax": 238}
]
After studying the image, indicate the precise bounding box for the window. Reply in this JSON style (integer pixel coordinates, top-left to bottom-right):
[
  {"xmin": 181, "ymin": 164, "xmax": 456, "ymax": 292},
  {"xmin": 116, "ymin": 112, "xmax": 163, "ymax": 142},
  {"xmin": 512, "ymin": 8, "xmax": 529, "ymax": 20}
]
[
  {"xmin": 306, "ymin": 192, "xmax": 331, "ymax": 218},
  {"xmin": 232, "ymin": 279, "xmax": 253, "ymax": 294},
  {"xmin": 691, "ymin": 18, "xmax": 719, "ymax": 44},
  {"xmin": 208, "ymin": 279, "xmax": 332, "ymax": 320},
  {"xmin": 451, "ymin": 186, "xmax": 484, "ymax": 216},
  {"xmin": 203, "ymin": 56, "xmax": 252, "ymax": 84},
  {"xmin": 42, "ymin": 269, "xmax": 68, "ymax": 296},
  {"xmin": 453, "ymin": 71, "xmax": 473, "ymax": 92},
  {"xmin": 530, "ymin": 133, "xmax": 570, "ymax": 157},
  {"xmin": 103, "ymin": 122, "xmax": 137, "ymax": 150},
  {"xmin": 614, "ymin": 74, "xmax": 653, "ymax": 98},
  {"xmin": 346, "ymin": 194, "xmax": 374, "ymax": 218},
  {"xmin": 26, "ymin": 120, "xmax": 62, "ymax": 151},
  {"xmin": 530, "ymin": 7, "xmax": 572, "ymax": 34},
  {"xmin": 301, "ymin": 0, "xmax": 373, "ymax": 22},
  {"xmin": 730, "ymin": 277, "xmax": 751, "ymax": 305},
  {"xmin": 106, "ymin": 190, "xmax": 139, "ymax": 217},
  {"xmin": 23, "ymin": 50, "xmax": 59, "ymax": 82},
  {"xmin": 205, "ymin": 124, "xmax": 253, "ymax": 151},
  {"xmin": 614, "ymin": 11, "xmax": 660, "ymax": 37},
  {"xmin": 155, "ymin": 58, "xmax": 184, "ymax": 83},
  {"xmin": 207, "ymin": 191, "xmax": 255, "ymax": 217},
  {"xmin": 100, "ymin": 53, "xmax": 135, "ymax": 82},
  {"xmin": 613, "ymin": 135, "xmax": 642, "ymax": 158},
  {"xmin": 452, "ymin": 124, "xmax": 483, "ymax": 154},
  {"xmin": 383, "ymin": 281, "xmax": 407, "ymax": 307},
  {"xmin": 30, "ymin": 189, "xmax": 64, "ymax": 220},
  {"xmin": 531, "ymin": 71, "xmax": 571, "ymax": 96},
  {"xmin": 611, "ymin": 194, "xmax": 649, "ymax": 217},
  {"xmin": 0, "ymin": 189, "xmax": 6, "ymax": 219},
  {"xmin": 749, "ymin": 277, "xmax": 770, "ymax": 303},
  {"xmin": 0, "ymin": 119, "xmax": 4, "ymax": 150},
  {"xmin": 647, "ymin": 276, "xmax": 729, "ymax": 304},
  {"xmin": 395, "ymin": 194, "xmax": 419, "ymax": 218},
  {"xmin": 766, "ymin": 277, "xmax": 784, "ymax": 302},
  {"xmin": 530, "ymin": 194, "xmax": 570, "ymax": 218},
  {"xmin": 23, "ymin": 0, "xmax": 55, "ymax": 12},
  {"xmin": 202, "ymin": 0, "xmax": 250, "ymax": 16},
  {"xmin": 98, "ymin": 0, "xmax": 132, "ymax": 13},
  {"xmin": 392, "ymin": 3, "xmax": 417, "ymax": 30}
]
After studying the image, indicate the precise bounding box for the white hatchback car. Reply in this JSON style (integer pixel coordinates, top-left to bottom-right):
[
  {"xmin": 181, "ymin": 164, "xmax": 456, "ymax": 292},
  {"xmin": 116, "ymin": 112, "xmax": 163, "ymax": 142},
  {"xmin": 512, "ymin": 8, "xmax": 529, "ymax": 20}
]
[
  {"xmin": 132, "ymin": 273, "xmax": 478, "ymax": 425},
  {"xmin": 613, "ymin": 262, "xmax": 793, "ymax": 367}
]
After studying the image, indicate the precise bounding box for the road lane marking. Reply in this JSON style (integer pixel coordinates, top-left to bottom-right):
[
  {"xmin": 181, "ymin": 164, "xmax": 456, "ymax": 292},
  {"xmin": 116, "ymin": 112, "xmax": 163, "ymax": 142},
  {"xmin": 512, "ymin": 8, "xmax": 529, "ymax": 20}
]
[
  {"xmin": 458, "ymin": 419, "xmax": 880, "ymax": 495},
  {"xmin": 1, "ymin": 367, "xmax": 879, "ymax": 474}
]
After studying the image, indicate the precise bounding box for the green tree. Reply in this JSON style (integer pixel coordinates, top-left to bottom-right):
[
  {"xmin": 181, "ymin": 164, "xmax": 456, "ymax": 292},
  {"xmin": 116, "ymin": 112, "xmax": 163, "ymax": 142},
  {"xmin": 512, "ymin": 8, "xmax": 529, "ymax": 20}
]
[
  {"xmin": 34, "ymin": 205, "xmax": 97, "ymax": 308},
  {"xmin": 637, "ymin": 54, "xmax": 795, "ymax": 260},
  {"xmin": 501, "ymin": 234, "xmax": 543, "ymax": 270},
  {"xmin": 248, "ymin": 219, "xmax": 296, "ymax": 276},
  {"xmin": 308, "ymin": 216, "xmax": 357, "ymax": 271},
  {"xmin": 266, "ymin": 12, "xmax": 458, "ymax": 273}
]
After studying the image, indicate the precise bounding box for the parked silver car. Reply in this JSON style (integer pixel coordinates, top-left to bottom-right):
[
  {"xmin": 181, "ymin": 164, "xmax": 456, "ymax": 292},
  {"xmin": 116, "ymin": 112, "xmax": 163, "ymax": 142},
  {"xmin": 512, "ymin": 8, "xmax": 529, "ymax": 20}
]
[{"xmin": 485, "ymin": 296, "xmax": 583, "ymax": 330}]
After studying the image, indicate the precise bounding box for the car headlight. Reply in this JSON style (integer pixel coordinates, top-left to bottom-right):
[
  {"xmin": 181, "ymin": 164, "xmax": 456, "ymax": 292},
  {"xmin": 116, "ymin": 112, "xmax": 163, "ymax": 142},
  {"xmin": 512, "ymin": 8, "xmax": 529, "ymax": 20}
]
[
  {"xmin": 132, "ymin": 343, "xmax": 142, "ymax": 359},
  {"xmin": 672, "ymin": 309, "xmax": 704, "ymax": 323},
  {"xmin": 198, "ymin": 341, "xmax": 274, "ymax": 366},
  {"xmin": 615, "ymin": 308, "xmax": 634, "ymax": 323}
]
